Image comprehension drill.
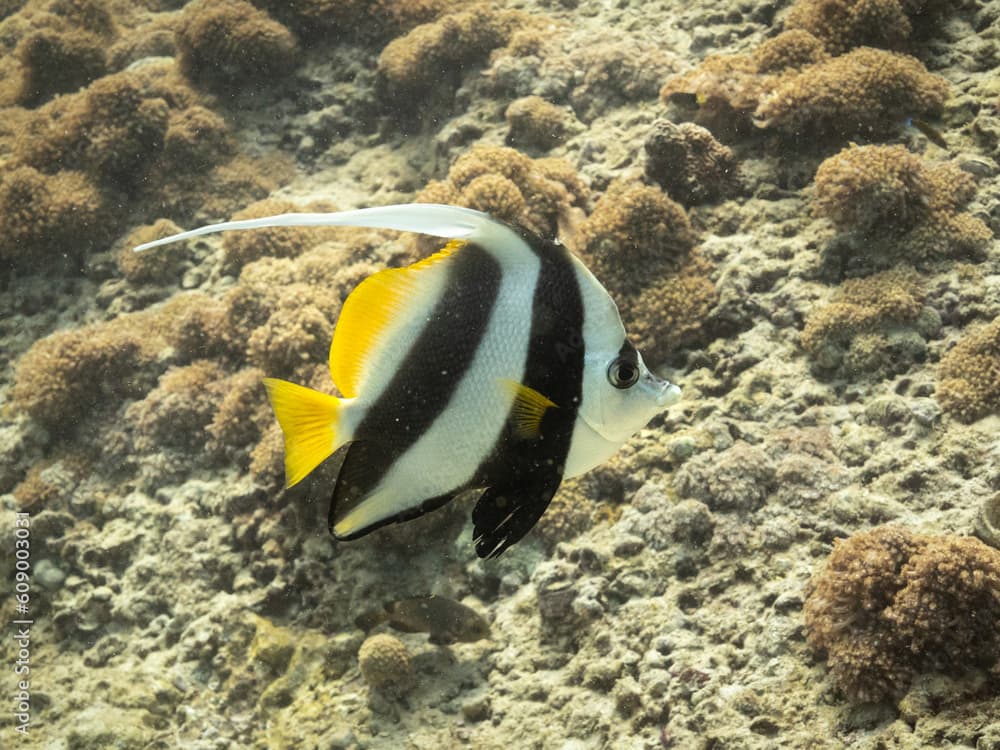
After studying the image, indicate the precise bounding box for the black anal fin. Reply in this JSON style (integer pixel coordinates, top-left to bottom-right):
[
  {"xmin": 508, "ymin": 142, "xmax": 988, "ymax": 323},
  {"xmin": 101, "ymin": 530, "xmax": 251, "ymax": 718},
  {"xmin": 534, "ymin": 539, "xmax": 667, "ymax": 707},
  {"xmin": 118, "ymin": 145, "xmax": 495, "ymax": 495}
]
[
  {"xmin": 472, "ymin": 475, "xmax": 560, "ymax": 559},
  {"xmin": 330, "ymin": 440, "xmax": 462, "ymax": 540}
]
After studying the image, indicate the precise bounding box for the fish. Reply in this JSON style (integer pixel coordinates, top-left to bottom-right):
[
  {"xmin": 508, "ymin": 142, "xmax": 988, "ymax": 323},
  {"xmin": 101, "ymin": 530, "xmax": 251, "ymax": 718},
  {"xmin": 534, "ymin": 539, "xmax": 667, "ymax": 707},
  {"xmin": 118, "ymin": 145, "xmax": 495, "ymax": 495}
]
[
  {"xmin": 355, "ymin": 594, "xmax": 490, "ymax": 645},
  {"xmin": 135, "ymin": 203, "xmax": 681, "ymax": 558},
  {"xmin": 906, "ymin": 117, "xmax": 948, "ymax": 149}
]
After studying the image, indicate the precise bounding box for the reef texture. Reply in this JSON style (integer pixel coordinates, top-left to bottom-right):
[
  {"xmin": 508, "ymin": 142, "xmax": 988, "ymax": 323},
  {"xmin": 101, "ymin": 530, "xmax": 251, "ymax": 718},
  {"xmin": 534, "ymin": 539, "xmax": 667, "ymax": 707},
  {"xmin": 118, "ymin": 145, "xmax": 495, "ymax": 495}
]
[
  {"xmin": 804, "ymin": 525, "xmax": 1000, "ymax": 702},
  {"xmin": 0, "ymin": 0, "xmax": 998, "ymax": 749},
  {"xmin": 814, "ymin": 144, "xmax": 992, "ymax": 270}
]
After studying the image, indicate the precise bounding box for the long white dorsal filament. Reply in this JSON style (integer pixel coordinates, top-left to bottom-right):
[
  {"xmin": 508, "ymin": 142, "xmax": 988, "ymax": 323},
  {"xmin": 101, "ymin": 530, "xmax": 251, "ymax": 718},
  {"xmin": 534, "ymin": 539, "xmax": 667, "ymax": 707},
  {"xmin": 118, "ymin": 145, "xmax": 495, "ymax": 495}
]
[{"xmin": 132, "ymin": 203, "xmax": 500, "ymax": 253}]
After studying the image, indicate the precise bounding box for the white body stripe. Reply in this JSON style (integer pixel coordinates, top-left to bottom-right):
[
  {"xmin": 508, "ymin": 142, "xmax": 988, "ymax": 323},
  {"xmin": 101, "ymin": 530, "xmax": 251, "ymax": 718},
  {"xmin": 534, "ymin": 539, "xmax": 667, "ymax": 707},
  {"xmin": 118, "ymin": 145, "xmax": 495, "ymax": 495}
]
[{"xmin": 334, "ymin": 233, "xmax": 541, "ymax": 535}]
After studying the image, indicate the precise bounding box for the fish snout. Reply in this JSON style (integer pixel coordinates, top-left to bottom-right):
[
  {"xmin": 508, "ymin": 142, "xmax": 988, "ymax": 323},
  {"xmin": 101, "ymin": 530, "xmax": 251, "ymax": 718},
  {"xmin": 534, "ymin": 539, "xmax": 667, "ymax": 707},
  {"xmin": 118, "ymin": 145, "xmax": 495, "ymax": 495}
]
[{"xmin": 651, "ymin": 375, "xmax": 682, "ymax": 407}]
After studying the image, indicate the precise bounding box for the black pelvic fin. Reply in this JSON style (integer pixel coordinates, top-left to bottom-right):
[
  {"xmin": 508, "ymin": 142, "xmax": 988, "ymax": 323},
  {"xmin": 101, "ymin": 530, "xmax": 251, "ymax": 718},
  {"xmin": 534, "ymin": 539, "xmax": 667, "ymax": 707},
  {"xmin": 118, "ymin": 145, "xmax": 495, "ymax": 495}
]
[{"xmin": 472, "ymin": 475, "xmax": 560, "ymax": 559}]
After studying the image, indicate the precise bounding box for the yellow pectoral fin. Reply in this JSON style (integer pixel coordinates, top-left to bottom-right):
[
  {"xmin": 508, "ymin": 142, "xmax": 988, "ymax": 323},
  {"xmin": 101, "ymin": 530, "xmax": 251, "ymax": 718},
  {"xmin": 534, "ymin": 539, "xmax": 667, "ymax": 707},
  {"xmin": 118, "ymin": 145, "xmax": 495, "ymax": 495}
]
[
  {"xmin": 329, "ymin": 240, "xmax": 464, "ymax": 398},
  {"xmin": 499, "ymin": 378, "xmax": 558, "ymax": 439},
  {"xmin": 262, "ymin": 378, "xmax": 343, "ymax": 488}
]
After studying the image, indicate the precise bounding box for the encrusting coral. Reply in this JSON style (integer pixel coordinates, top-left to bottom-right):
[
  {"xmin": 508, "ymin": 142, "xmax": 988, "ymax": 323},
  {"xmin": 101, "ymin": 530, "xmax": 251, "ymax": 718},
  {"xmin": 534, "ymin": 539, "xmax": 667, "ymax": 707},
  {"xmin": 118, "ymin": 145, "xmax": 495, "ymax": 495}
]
[
  {"xmin": 643, "ymin": 119, "xmax": 739, "ymax": 206},
  {"xmin": 12, "ymin": 315, "xmax": 164, "ymax": 434},
  {"xmin": 662, "ymin": 33, "xmax": 948, "ymax": 140},
  {"xmin": 126, "ymin": 360, "xmax": 227, "ymax": 452},
  {"xmin": 0, "ymin": 166, "xmax": 106, "ymax": 268},
  {"xmin": 16, "ymin": 71, "xmax": 170, "ymax": 186},
  {"xmin": 813, "ymin": 144, "xmax": 992, "ymax": 269},
  {"xmin": 578, "ymin": 181, "xmax": 717, "ymax": 362},
  {"xmin": 801, "ymin": 268, "xmax": 938, "ymax": 378},
  {"xmin": 783, "ymin": 0, "xmax": 958, "ymax": 55},
  {"xmin": 416, "ymin": 145, "xmax": 588, "ymax": 244},
  {"xmin": 505, "ymin": 95, "xmax": 571, "ymax": 151},
  {"xmin": 804, "ymin": 525, "xmax": 1000, "ymax": 702},
  {"xmin": 376, "ymin": 4, "xmax": 530, "ymax": 102},
  {"xmin": 118, "ymin": 219, "xmax": 186, "ymax": 285},
  {"xmin": 175, "ymin": 0, "xmax": 299, "ymax": 88},
  {"xmin": 936, "ymin": 317, "xmax": 1000, "ymax": 423},
  {"xmin": 754, "ymin": 47, "xmax": 950, "ymax": 137}
]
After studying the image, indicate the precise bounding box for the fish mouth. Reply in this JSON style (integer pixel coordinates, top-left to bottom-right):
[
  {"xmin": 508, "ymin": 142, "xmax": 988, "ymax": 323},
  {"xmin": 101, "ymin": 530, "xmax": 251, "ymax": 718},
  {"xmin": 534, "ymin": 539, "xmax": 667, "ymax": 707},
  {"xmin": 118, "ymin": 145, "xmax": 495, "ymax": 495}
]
[{"xmin": 654, "ymin": 380, "xmax": 682, "ymax": 407}]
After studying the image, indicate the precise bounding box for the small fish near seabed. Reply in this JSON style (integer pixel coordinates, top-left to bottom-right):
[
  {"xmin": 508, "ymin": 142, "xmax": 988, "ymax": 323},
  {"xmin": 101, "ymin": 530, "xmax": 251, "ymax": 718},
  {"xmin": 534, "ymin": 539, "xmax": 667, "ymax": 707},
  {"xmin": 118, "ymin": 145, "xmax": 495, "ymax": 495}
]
[
  {"xmin": 355, "ymin": 595, "xmax": 490, "ymax": 645},
  {"xmin": 135, "ymin": 203, "xmax": 682, "ymax": 558}
]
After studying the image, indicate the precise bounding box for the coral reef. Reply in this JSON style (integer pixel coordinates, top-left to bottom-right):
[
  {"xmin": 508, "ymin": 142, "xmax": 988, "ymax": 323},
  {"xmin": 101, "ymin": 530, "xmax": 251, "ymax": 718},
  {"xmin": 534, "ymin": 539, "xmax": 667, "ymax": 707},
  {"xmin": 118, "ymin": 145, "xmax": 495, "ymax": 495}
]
[
  {"xmin": 662, "ymin": 37, "xmax": 948, "ymax": 140},
  {"xmin": 416, "ymin": 145, "xmax": 588, "ymax": 242},
  {"xmin": 377, "ymin": 5, "xmax": 529, "ymax": 101},
  {"xmin": 175, "ymin": 0, "xmax": 299, "ymax": 88},
  {"xmin": 783, "ymin": 0, "xmax": 957, "ymax": 55},
  {"xmin": 0, "ymin": 166, "xmax": 106, "ymax": 268},
  {"xmin": 643, "ymin": 119, "xmax": 740, "ymax": 206},
  {"xmin": 206, "ymin": 367, "xmax": 271, "ymax": 461},
  {"xmin": 15, "ymin": 27, "xmax": 106, "ymax": 105},
  {"xmin": 578, "ymin": 181, "xmax": 716, "ymax": 361},
  {"xmin": 220, "ymin": 199, "xmax": 338, "ymax": 273},
  {"xmin": 245, "ymin": 283, "xmax": 340, "ymax": 379},
  {"xmin": 357, "ymin": 633, "xmax": 414, "ymax": 694},
  {"xmin": 936, "ymin": 317, "xmax": 1000, "ymax": 423},
  {"xmin": 814, "ymin": 144, "xmax": 992, "ymax": 269},
  {"xmin": 805, "ymin": 525, "xmax": 1000, "ymax": 701},
  {"xmin": 754, "ymin": 47, "xmax": 949, "ymax": 137},
  {"xmin": 17, "ymin": 71, "xmax": 170, "ymax": 185},
  {"xmin": 118, "ymin": 219, "xmax": 186, "ymax": 284},
  {"xmin": 127, "ymin": 360, "xmax": 227, "ymax": 452},
  {"xmin": 162, "ymin": 105, "xmax": 234, "ymax": 171},
  {"xmin": 673, "ymin": 441, "xmax": 777, "ymax": 513},
  {"xmin": 12, "ymin": 315, "xmax": 164, "ymax": 434},
  {"xmin": 505, "ymin": 95, "xmax": 571, "ymax": 151},
  {"xmin": 801, "ymin": 269, "xmax": 939, "ymax": 378}
]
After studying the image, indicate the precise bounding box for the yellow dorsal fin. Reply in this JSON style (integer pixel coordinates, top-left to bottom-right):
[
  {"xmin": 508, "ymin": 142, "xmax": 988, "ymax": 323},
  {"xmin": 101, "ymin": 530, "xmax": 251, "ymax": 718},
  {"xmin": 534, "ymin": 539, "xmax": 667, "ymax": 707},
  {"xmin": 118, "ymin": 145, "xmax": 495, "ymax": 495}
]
[
  {"xmin": 499, "ymin": 378, "xmax": 558, "ymax": 439},
  {"xmin": 329, "ymin": 240, "xmax": 464, "ymax": 398},
  {"xmin": 262, "ymin": 378, "xmax": 343, "ymax": 487}
]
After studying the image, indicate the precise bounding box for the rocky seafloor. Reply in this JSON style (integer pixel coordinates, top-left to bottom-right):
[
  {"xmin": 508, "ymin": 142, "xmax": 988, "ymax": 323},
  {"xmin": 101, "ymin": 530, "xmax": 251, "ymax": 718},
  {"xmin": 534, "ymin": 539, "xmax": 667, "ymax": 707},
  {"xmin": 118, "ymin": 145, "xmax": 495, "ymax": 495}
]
[{"xmin": 1, "ymin": 0, "xmax": 999, "ymax": 748}]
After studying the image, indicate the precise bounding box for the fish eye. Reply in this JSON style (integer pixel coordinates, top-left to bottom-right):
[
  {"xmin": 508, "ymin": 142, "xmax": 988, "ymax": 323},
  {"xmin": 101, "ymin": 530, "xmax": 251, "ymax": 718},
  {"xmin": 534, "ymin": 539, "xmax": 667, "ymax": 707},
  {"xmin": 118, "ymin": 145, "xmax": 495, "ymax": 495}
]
[{"xmin": 607, "ymin": 357, "xmax": 640, "ymax": 389}]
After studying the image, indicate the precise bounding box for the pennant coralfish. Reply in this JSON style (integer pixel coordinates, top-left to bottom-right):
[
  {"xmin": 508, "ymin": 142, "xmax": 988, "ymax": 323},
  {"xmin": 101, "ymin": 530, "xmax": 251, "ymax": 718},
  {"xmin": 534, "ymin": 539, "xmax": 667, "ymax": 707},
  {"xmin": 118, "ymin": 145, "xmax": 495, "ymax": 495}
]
[{"xmin": 135, "ymin": 204, "xmax": 681, "ymax": 558}]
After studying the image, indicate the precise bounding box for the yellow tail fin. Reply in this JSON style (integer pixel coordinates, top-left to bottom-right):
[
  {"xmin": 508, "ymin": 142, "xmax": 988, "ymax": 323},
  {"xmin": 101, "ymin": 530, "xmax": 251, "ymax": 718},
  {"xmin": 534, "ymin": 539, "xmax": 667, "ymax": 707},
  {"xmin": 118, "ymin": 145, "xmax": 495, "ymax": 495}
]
[{"xmin": 262, "ymin": 378, "xmax": 343, "ymax": 488}]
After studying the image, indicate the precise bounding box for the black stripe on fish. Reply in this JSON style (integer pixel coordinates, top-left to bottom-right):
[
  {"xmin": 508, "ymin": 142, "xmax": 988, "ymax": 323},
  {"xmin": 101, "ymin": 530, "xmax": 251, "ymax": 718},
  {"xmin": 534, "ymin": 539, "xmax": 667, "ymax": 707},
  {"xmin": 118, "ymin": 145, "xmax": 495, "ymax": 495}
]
[
  {"xmin": 329, "ymin": 243, "xmax": 504, "ymax": 537},
  {"xmin": 472, "ymin": 231, "xmax": 585, "ymax": 558}
]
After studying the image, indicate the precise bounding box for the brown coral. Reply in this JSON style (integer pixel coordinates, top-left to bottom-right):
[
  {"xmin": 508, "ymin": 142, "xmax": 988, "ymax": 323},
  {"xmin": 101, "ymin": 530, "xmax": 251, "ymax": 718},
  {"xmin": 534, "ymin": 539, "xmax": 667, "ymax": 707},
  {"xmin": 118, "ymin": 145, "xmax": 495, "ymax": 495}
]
[
  {"xmin": 18, "ymin": 71, "xmax": 170, "ymax": 185},
  {"xmin": 118, "ymin": 219, "xmax": 186, "ymax": 284},
  {"xmin": 805, "ymin": 525, "xmax": 1000, "ymax": 701},
  {"xmin": 801, "ymin": 269, "xmax": 937, "ymax": 377},
  {"xmin": 643, "ymin": 120, "xmax": 740, "ymax": 206},
  {"xmin": 814, "ymin": 144, "xmax": 992, "ymax": 268},
  {"xmin": 15, "ymin": 28, "xmax": 107, "ymax": 105},
  {"xmin": 220, "ymin": 199, "xmax": 334, "ymax": 273},
  {"xmin": 358, "ymin": 633, "xmax": 414, "ymax": 694},
  {"xmin": 206, "ymin": 367, "xmax": 271, "ymax": 460},
  {"xmin": 662, "ymin": 39, "xmax": 947, "ymax": 141},
  {"xmin": 176, "ymin": 0, "xmax": 299, "ymax": 88},
  {"xmin": 580, "ymin": 181, "xmax": 696, "ymax": 278},
  {"xmin": 505, "ymin": 95, "xmax": 571, "ymax": 151},
  {"xmin": 377, "ymin": 5, "xmax": 527, "ymax": 101},
  {"xmin": 754, "ymin": 47, "xmax": 949, "ymax": 137},
  {"xmin": 578, "ymin": 181, "xmax": 714, "ymax": 361},
  {"xmin": 936, "ymin": 317, "xmax": 1000, "ymax": 422},
  {"xmin": 12, "ymin": 315, "xmax": 164, "ymax": 434},
  {"xmin": 163, "ymin": 106, "xmax": 235, "ymax": 171},
  {"xmin": 0, "ymin": 166, "xmax": 106, "ymax": 268},
  {"xmin": 126, "ymin": 360, "xmax": 227, "ymax": 451},
  {"xmin": 784, "ymin": 0, "xmax": 957, "ymax": 55},
  {"xmin": 245, "ymin": 283, "xmax": 340, "ymax": 379},
  {"xmin": 416, "ymin": 145, "xmax": 587, "ymax": 243}
]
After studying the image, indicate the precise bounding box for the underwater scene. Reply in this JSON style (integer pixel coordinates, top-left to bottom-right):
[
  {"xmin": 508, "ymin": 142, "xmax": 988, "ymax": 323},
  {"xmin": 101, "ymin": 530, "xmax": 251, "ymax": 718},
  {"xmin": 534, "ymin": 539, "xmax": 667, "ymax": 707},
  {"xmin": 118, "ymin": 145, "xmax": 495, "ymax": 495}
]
[{"xmin": 1, "ymin": 0, "xmax": 999, "ymax": 748}]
